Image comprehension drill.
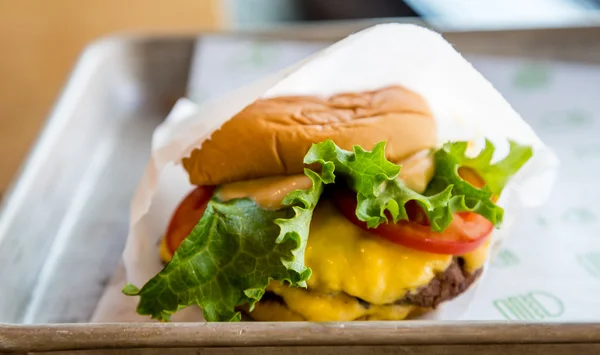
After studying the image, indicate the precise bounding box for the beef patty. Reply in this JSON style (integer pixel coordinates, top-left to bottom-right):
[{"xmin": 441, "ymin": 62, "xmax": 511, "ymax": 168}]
[
  {"xmin": 259, "ymin": 257, "xmax": 482, "ymax": 311},
  {"xmin": 401, "ymin": 257, "xmax": 483, "ymax": 308}
]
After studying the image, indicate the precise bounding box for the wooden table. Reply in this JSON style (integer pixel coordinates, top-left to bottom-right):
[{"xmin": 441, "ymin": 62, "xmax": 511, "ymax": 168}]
[{"xmin": 0, "ymin": 0, "xmax": 223, "ymax": 196}]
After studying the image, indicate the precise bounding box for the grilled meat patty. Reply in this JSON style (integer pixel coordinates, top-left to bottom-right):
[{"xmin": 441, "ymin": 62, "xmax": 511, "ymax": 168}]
[
  {"xmin": 255, "ymin": 257, "xmax": 482, "ymax": 316},
  {"xmin": 401, "ymin": 257, "xmax": 483, "ymax": 308}
]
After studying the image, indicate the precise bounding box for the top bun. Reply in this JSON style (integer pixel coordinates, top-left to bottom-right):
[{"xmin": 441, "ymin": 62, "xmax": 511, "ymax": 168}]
[{"xmin": 183, "ymin": 85, "xmax": 436, "ymax": 186}]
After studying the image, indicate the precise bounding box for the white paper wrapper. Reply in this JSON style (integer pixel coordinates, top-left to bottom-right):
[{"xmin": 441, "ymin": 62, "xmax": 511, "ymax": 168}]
[{"xmin": 93, "ymin": 24, "xmax": 558, "ymax": 322}]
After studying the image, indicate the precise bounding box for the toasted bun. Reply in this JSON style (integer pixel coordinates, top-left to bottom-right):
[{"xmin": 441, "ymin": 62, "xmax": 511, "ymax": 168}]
[{"xmin": 183, "ymin": 85, "xmax": 436, "ymax": 186}]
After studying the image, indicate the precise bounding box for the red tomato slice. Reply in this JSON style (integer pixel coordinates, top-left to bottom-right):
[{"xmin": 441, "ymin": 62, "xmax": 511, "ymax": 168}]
[
  {"xmin": 165, "ymin": 186, "xmax": 215, "ymax": 254},
  {"xmin": 332, "ymin": 188, "xmax": 493, "ymax": 255}
]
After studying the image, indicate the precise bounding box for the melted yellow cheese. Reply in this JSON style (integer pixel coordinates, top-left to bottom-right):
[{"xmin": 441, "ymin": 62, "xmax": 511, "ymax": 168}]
[
  {"xmin": 247, "ymin": 301, "xmax": 305, "ymax": 321},
  {"xmin": 269, "ymin": 282, "xmax": 369, "ymax": 321},
  {"xmin": 304, "ymin": 201, "xmax": 453, "ymax": 305},
  {"xmin": 159, "ymin": 235, "xmax": 173, "ymax": 263},
  {"xmin": 461, "ymin": 239, "xmax": 490, "ymax": 273},
  {"xmin": 251, "ymin": 284, "xmax": 415, "ymax": 321}
]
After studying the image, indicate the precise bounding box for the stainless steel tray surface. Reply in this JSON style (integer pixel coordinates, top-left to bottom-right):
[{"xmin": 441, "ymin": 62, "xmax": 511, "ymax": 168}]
[
  {"xmin": 0, "ymin": 36, "xmax": 194, "ymax": 324},
  {"xmin": 2, "ymin": 22, "xmax": 600, "ymax": 352}
]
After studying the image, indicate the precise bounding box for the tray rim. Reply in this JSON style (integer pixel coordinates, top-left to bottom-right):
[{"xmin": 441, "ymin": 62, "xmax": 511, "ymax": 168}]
[{"xmin": 2, "ymin": 322, "xmax": 600, "ymax": 352}]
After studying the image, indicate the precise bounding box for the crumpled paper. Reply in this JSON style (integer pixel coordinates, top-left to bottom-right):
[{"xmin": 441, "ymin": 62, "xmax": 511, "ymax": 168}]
[{"xmin": 92, "ymin": 24, "xmax": 558, "ymax": 322}]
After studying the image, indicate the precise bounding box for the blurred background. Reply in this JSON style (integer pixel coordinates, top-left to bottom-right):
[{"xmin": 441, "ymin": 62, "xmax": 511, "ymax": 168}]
[{"xmin": 1, "ymin": 0, "xmax": 600, "ymax": 196}]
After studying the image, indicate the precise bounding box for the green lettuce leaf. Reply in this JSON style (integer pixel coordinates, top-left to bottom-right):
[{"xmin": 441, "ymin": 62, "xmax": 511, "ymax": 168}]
[
  {"xmin": 305, "ymin": 139, "xmax": 531, "ymax": 231},
  {"xmin": 303, "ymin": 140, "xmax": 401, "ymax": 198},
  {"xmin": 123, "ymin": 169, "xmax": 324, "ymax": 322},
  {"xmin": 433, "ymin": 139, "xmax": 533, "ymax": 196},
  {"xmin": 423, "ymin": 139, "xmax": 532, "ymax": 228}
]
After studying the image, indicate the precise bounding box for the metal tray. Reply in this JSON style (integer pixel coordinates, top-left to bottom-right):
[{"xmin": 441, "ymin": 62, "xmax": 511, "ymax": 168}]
[{"xmin": 2, "ymin": 21, "xmax": 600, "ymax": 353}]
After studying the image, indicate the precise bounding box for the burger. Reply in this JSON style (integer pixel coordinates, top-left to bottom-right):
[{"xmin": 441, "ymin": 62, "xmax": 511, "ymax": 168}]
[{"xmin": 123, "ymin": 85, "xmax": 532, "ymax": 322}]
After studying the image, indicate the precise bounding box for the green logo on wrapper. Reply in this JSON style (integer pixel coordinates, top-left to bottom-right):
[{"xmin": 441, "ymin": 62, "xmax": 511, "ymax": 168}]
[
  {"xmin": 535, "ymin": 216, "xmax": 549, "ymax": 227},
  {"xmin": 513, "ymin": 63, "xmax": 552, "ymax": 90},
  {"xmin": 230, "ymin": 41, "xmax": 274, "ymax": 69},
  {"xmin": 540, "ymin": 110, "xmax": 593, "ymax": 130},
  {"xmin": 574, "ymin": 145, "xmax": 600, "ymax": 159},
  {"xmin": 577, "ymin": 253, "xmax": 600, "ymax": 278},
  {"xmin": 562, "ymin": 208, "xmax": 597, "ymax": 224},
  {"xmin": 493, "ymin": 291, "xmax": 564, "ymax": 320},
  {"xmin": 492, "ymin": 249, "xmax": 520, "ymax": 268}
]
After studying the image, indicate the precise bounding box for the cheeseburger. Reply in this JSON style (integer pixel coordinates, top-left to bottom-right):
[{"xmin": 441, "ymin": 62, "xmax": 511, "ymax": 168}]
[{"xmin": 123, "ymin": 86, "xmax": 532, "ymax": 322}]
